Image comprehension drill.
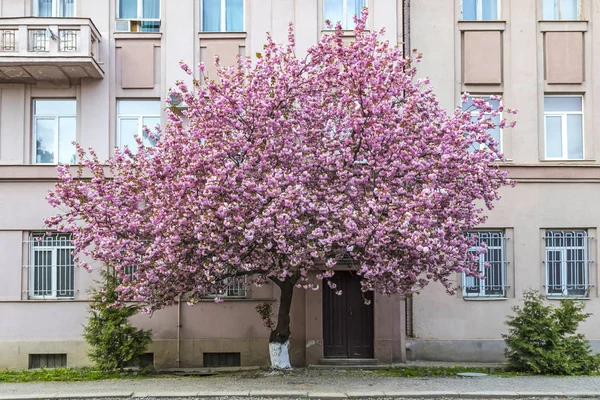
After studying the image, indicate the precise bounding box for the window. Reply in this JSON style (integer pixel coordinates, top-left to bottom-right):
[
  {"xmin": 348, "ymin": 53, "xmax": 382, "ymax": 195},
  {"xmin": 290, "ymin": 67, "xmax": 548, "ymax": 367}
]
[
  {"xmin": 29, "ymin": 233, "xmax": 74, "ymax": 299},
  {"xmin": 29, "ymin": 354, "xmax": 67, "ymax": 369},
  {"xmin": 545, "ymin": 230, "xmax": 590, "ymax": 297},
  {"xmin": 201, "ymin": 0, "xmax": 244, "ymax": 32},
  {"xmin": 117, "ymin": 100, "xmax": 161, "ymax": 150},
  {"xmin": 33, "ymin": 0, "xmax": 75, "ymax": 17},
  {"xmin": 117, "ymin": 0, "xmax": 160, "ymax": 32},
  {"xmin": 462, "ymin": 0, "xmax": 499, "ymax": 21},
  {"xmin": 462, "ymin": 95, "xmax": 502, "ymax": 153},
  {"xmin": 207, "ymin": 278, "xmax": 247, "ymax": 298},
  {"xmin": 542, "ymin": 0, "xmax": 580, "ymax": 20},
  {"xmin": 33, "ymin": 99, "xmax": 76, "ymax": 164},
  {"xmin": 463, "ymin": 231, "xmax": 507, "ymax": 298},
  {"xmin": 323, "ymin": 0, "xmax": 365, "ymax": 30},
  {"xmin": 544, "ymin": 96, "xmax": 583, "ymax": 160}
]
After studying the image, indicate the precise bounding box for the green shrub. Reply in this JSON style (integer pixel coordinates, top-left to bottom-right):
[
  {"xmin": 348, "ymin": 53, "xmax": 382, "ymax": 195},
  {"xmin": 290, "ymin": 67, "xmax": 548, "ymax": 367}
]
[
  {"xmin": 503, "ymin": 289, "xmax": 600, "ymax": 375},
  {"xmin": 83, "ymin": 269, "xmax": 152, "ymax": 371}
]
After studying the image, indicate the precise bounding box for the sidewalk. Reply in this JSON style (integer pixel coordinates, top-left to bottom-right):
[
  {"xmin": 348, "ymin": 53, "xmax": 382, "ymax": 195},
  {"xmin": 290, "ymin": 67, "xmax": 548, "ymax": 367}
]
[{"xmin": 0, "ymin": 368, "xmax": 599, "ymax": 399}]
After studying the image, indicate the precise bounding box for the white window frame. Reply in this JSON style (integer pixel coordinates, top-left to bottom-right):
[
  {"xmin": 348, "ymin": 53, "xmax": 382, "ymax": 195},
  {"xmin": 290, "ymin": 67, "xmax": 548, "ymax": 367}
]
[
  {"xmin": 117, "ymin": 99, "xmax": 161, "ymax": 149},
  {"xmin": 116, "ymin": 0, "xmax": 161, "ymax": 32},
  {"xmin": 545, "ymin": 230, "xmax": 590, "ymax": 298},
  {"xmin": 461, "ymin": 0, "xmax": 501, "ymax": 21},
  {"xmin": 206, "ymin": 278, "xmax": 247, "ymax": 298},
  {"xmin": 32, "ymin": 99, "xmax": 77, "ymax": 165},
  {"xmin": 322, "ymin": 0, "xmax": 366, "ymax": 30},
  {"xmin": 543, "ymin": 95, "xmax": 584, "ymax": 160},
  {"xmin": 200, "ymin": 0, "xmax": 245, "ymax": 32},
  {"xmin": 28, "ymin": 233, "xmax": 75, "ymax": 300},
  {"xmin": 463, "ymin": 95, "xmax": 503, "ymax": 154},
  {"xmin": 463, "ymin": 231, "xmax": 508, "ymax": 298},
  {"xmin": 542, "ymin": 0, "xmax": 581, "ymax": 21},
  {"xmin": 33, "ymin": 0, "xmax": 76, "ymax": 17}
]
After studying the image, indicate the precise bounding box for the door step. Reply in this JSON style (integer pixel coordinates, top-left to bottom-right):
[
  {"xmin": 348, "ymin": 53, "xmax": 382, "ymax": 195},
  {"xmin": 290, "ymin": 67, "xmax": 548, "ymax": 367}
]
[{"xmin": 318, "ymin": 358, "xmax": 379, "ymax": 366}]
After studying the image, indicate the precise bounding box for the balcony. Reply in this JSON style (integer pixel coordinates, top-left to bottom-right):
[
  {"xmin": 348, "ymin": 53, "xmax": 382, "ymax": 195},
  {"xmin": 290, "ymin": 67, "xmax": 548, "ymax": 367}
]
[{"xmin": 0, "ymin": 17, "xmax": 103, "ymax": 84}]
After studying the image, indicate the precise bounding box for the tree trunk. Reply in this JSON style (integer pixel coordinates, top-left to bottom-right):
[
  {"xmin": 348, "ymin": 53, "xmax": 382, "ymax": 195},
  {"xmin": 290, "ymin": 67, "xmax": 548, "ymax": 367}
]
[{"xmin": 268, "ymin": 275, "xmax": 297, "ymax": 369}]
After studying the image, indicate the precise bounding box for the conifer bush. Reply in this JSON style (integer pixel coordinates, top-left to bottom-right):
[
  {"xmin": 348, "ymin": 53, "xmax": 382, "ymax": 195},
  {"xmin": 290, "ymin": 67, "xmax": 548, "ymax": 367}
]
[
  {"xmin": 83, "ymin": 269, "xmax": 152, "ymax": 371},
  {"xmin": 503, "ymin": 290, "xmax": 600, "ymax": 375}
]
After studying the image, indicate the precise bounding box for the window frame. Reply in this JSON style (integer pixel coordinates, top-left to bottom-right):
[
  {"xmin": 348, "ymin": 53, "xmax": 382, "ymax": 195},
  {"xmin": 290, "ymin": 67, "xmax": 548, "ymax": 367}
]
[
  {"xmin": 116, "ymin": 0, "xmax": 161, "ymax": 32},
  {"xmin": 205, "ymin": 277, "xmax": 247, "ymax": 298},
  {"xmin": 544, "ymin": 230, "xmax": 590, "ymax": 298},
  {"xmin": 116, "ymin": 99, "xmax": 161, "ymax": 150},
  {"xmin": 462, "ymin": 94, "xmax": 503, "ymax": 154},
  {"xmin": 542, "ymin": 0, "xmax": 581, "ymax": 21},
  {"xmin": 463, "ymin": 230, "xmax": 508, "ymax": 298},
  {"xmin": 322, "ymin": 0, "xmax": 367, "ymax": 30},
  {"xmin": 33, "ymin": 0, "xmax": 76, "ymax": 17},
  {"xmin": 461, "ymin": 0, "xmax": 501, "ymax": 21},
  {"xmin": 32, "ymin": 99, "xmax": 77, "ymax": 165},
  {"xmin": 543, "ymin": 95, "xmax": 584, "ymax": 160},
  {"xmin": 200, "ymin": 0, "xmax": 245, "ymax": 32},
  {"xmin": 28, "ymin": 233, "xmax": 75, "ymax": 300}
]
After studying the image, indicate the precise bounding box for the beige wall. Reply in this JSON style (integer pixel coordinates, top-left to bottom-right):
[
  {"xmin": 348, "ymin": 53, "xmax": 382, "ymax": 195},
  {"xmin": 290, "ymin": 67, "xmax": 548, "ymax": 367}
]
[
  {"xmin": 0, "ymin": 0, "xmax": 405, "ymax": 369},
  {"xmin": 409, "ymin": 0, "xmax": 600, "ymax": 362}
]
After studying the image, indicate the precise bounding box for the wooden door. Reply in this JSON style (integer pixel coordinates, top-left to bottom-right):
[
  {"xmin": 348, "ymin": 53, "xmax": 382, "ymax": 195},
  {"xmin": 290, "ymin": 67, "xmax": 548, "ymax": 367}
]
[{"xmin": 323, "ymin": 271, "xmax": 374, "ymax": 358}]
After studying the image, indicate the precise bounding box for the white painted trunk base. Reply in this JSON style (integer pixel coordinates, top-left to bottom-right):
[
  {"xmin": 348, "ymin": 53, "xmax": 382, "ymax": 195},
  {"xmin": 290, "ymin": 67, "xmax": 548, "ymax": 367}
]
[{"xmin": 269, "ymin": 340, "xmax": 291, "ymax": 369}]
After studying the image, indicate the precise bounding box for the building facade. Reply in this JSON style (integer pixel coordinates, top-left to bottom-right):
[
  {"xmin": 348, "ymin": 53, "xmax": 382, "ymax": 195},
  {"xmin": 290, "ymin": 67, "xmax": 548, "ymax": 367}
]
[
  {"xmin": 408, "ymin": 0, "xmax": 600, "ymax": 361},
  {"xmin": 0, "ymin": 0, "xmax": 406, "ymax": 369}
]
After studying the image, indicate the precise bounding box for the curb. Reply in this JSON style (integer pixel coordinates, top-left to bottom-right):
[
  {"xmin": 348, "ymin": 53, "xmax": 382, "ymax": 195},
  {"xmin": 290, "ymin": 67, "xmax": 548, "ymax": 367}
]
[{"xmin": 0, "ymin": 392, "xmax": 599, "ymax": 400}]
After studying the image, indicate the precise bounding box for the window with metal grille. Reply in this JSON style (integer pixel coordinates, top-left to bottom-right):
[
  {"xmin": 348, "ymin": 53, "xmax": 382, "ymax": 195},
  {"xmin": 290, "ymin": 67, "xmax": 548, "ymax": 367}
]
[
  {"xmin": 206, "ymin": 278, "xmax": 247, "ymax": 298},
  {"xmin": 29, "ymin": 233, "xmax": 75, "ymax": 299},
  {"xmin": 545, "ymin": 230, "xmax": 590, "ymax": 297},
  {"xmin": 59, "ymin": 30, "xmax": 78, "ymax": 52},
  {"xmin": 463, "ymin": 231, "xmax": 507, "ymax": 297},
  {"xmin": 29, "ymin": 354, "xmax": 67, "ymax": 369},
  {"xmin": 28, "ymin": 29, "xmax": 48, "ymax": 52},
  {"xmin": 1, "ymin": 30, "xmax": 16, "ymax": 51},
  {"xmin": 203, "ymin": 352, "xmax": 241, "ymax": 367}
]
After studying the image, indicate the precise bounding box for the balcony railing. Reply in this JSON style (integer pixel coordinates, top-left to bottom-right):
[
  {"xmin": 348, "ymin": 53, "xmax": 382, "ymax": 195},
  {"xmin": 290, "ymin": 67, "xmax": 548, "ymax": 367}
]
[{"xmin": 0, "ymin": 17, "xmax": 103, "ymax": 82}]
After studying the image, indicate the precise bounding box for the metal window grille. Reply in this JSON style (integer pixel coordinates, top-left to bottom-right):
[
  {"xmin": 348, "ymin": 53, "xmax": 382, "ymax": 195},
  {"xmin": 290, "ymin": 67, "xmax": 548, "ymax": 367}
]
[
  {"xmin": 28, "ymin": 233, "xmax": 75, "ymax": 299},
  {"xmin": 123, "ymin": 265, "xmax": 137, "ymax": 281},
  {"xmin": 1, "ymin": 30, "xmax": 16, "ymax": 51},
  {"xmin": 203, "ymin": 352, "xmax": 241, "ymax": 367},
  {"xmin": 463, "ymin": 231, "xmax": 508, "ymax": 297},
  {"xmin": 207, "ymin": 278, "xmax": 247, "ymax": 298},
  {"xmin": 59, "ymin": 29, "xmax": 77, "ymax": 52},
  {"xmin": 545, "ymin": 230, "xmax": 591, "ymax": 297},
  {"xmin": 28, "ymin": 29, "xmax": 48, "ymax": 51},
  {"xmin": 29, "ymin": 354, "xmax": 67, "ymax": 369}
]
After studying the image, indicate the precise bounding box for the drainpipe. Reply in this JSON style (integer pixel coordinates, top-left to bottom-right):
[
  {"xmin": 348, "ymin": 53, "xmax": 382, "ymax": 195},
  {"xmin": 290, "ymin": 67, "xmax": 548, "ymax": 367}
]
[
  {"xmin": 177, "ymin": 294, "xmax": 182, "ymax": 368},
  {"xmin": 403, "ymin": 0, "xmax": 411, "ymax": 56}
]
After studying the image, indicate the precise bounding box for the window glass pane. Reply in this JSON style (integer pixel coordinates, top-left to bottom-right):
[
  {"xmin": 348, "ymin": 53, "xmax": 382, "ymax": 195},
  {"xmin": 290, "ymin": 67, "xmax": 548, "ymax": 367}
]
[
  {"xmin": 481, "ymin": 0, "xmax": 498, "ymax": 20},
  {"xmin": 119, "ymin": 0, "xmax": 138, "ymax": 18},
  {"xmin": 561, "ymin": 0, "xmax": 578, "ymax": 19},
  {"xmin": 344, "ymin": 0, "xmax": 365, "ymax": 29},
  {"xmin": 544, "ymin": 96, "xmax": 582, "ymax": 112},
  {"xmin": 141, "ymin": 21, "xmax": 160, "ymax": 32},
  {"xmin": 323, "ymin": 0, "xmax": 344, "ymax": 27},
  {"xmin": 34, "ymin": 250, "xmax": 53, "ymax": 296},
  {"xmin": 38, "ymin": 0, "xmax": 53, "ymax": 17},
  {"xmin": 58, "ymin": 117, "xmax": 76, "ymax": 164},
  {"xmin": 119, "ymin": 118, "xmax": 140, "ymax": 149},
  {"xmin": 567, "ymin": 114, "xmax": 583, "ymax": 159},
  {"xmin": 225, "ymin": 0, "xmax": 244, "ymax": 31},
  {"xmin": 542, "ymin": 0, "xmax": 558, "ymax": 19},
  {"xmin": 118, "ymin": 100, "xmax": 161, "ymax": 115},
  {"xmin": 142, "ymin": 0, "xmax": 160, "ymax": 18},
  {"xmin": 545, "ymin": 116, "xmax": 563, "ymax": 158},
  {"xmin": 142, "ymin": 116, "xmax": 160, "ymax": 147},
  {"xmin": 202, "ymin": 0, "xmax": 222, "ymax": 31},
  {"xmin": 35, "ymin": 118, "xmax": 56, "ymax": 164},
  {"xmin": 60, "ymin": 0, "xmax": 75, "ymax": 17},
  {"xmin": 34, "ymin": 100, "xmax": 76, "ymax": 116},
  {"xmin": 462, "ymin": 0, "xmax": 477, "ymax": 20}
]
